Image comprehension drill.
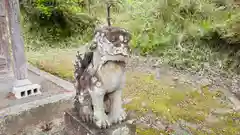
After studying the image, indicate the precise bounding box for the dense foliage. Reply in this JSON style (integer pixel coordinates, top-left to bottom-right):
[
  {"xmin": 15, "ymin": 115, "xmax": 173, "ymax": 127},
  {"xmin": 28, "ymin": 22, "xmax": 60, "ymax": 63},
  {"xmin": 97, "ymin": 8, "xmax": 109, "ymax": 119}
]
[
  {"xmin": 109, "ymin": 0, "xmax": 240, "ymax": 74},
  {"xmin": 20, "ymin": 0, "xmax": 97, "ymax": 48},
  {"xmin": 21, "ymin": 0, "xmax": 240, "ymax": 74}
]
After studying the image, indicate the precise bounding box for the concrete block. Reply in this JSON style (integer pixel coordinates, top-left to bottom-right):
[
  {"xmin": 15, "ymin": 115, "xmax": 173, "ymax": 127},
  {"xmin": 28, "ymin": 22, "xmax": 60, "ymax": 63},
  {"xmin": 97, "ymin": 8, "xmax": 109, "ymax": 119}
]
[
  {"xmin": 12, "ymin": 79, "xmax": 41, "ymax": 99},
  {"xmin": 64, "ymin": 109, "xmax": 136, "ymax": 135}
]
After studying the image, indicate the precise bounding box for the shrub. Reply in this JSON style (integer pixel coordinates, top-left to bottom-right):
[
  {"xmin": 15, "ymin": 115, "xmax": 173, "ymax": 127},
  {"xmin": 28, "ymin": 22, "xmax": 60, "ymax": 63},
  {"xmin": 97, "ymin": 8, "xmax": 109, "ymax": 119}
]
[
  {"xmin": 89, "ymin": 0, "xmax": 240, "ymax": 73},
  {"xmin": 114, "ymin": 0, "xmax": 238, "ymax": 55},
  {"xmin": 22, "ymin": 0, "xmax": 240, "ymax": 74},
  {"xmin": 20, "ymin": 0, "xmax": 97, "ymax": 48}
]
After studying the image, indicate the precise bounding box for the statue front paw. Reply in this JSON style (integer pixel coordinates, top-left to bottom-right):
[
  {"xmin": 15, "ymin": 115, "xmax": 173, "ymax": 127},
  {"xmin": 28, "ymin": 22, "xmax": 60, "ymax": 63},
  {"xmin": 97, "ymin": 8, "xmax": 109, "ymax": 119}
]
[
  {"xmin": 109, "ymin": 109, "xmax": 127, "ymax": 124},
  {"xmin": 80, "ymin": 106, "xmax": 94, "ymax": 123},
  {"xmin": 94, "ymin": 112, "xmax": 111, "ymax": 129}
]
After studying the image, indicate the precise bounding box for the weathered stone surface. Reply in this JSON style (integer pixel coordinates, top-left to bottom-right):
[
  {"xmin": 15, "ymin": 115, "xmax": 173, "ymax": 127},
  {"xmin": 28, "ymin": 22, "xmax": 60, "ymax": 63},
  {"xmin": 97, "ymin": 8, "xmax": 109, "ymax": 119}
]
[
  {"xmin": 73, "ymin": 26, "xmax": 132, "ymax": 128},
  {"xmin": 64, "ymin": 109, "xmax": 136, "ymax": 135}
]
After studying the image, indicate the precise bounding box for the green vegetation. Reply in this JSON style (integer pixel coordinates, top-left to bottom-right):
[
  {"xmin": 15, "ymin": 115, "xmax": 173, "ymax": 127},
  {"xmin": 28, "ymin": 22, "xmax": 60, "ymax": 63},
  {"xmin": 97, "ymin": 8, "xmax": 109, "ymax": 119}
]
[
  {"xmin": 21, "ymin": 0, "xmax": 96, "ymax": 49},
  {"xmin": 27, "ymin": 48, "xmax": 76, "ymax": 80},
  {"xmin": 104, "ymin": 0, "xmax": 240, "ymax": 74},
  {"xmin": 136, "ymin": 127, "xmax": 164, "ymax": 135},
  {"xmin": 124, "ymin": 72, "xmax": 240, "ymax": 135},
  {"xmin": 27, "ymin": 49, "xmax": 240, "ymax": 135},
  {"xmin": 23, "ymin": 0, "xmax": 240, "ymax": 74},
  {"xmin": 23, "ymin": 0, "xmax": 240, "ymax": 134}
]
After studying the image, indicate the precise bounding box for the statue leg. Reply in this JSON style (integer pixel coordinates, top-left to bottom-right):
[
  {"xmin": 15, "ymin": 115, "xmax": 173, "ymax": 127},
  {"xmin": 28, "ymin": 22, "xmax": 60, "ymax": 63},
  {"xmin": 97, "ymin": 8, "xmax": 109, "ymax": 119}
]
[
  {"xmin": 89, "ymin": 86, "xmax": 111, "ymax": 128},
  {"xmin": 78, "ymin": 94, "xmax": 94, "ymax": 123},
  {"xmin": 108, "ymin": 90, "xmax": 127, "ymax": 124}
]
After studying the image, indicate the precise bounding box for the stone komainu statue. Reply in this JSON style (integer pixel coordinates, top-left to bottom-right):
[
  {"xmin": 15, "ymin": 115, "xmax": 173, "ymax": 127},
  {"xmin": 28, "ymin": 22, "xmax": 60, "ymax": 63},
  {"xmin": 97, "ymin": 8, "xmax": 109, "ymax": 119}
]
[{"xmin": 73, "ymin": 26, "xmax": 132, "ymax": 129}]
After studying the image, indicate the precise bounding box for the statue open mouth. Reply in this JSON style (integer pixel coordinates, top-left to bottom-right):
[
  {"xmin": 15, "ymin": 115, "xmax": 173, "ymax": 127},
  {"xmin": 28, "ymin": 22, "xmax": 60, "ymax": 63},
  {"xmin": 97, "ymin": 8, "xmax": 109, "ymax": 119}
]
[{"xmin": 104, "ymin": 54, "xmax": 128, "ymax": 65}]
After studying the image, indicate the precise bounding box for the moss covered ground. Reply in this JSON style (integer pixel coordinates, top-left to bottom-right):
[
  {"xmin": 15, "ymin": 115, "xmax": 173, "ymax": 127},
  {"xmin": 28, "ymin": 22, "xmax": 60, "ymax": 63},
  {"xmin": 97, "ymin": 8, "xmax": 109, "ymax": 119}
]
[{"xmin": 27, "ymin": 48, "xmax": 240, "ymax": 135}]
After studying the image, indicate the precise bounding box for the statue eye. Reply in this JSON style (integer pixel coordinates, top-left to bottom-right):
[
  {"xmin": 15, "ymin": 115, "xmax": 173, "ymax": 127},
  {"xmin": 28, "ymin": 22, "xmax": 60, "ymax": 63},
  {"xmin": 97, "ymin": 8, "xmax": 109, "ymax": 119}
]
[
  {"xmin": 114, "ymin": 43, "xmax": 121, "ymax": 47},
  {"xmin": 111, "ymin": 36, "xmax": 116, "ymax": 42}
]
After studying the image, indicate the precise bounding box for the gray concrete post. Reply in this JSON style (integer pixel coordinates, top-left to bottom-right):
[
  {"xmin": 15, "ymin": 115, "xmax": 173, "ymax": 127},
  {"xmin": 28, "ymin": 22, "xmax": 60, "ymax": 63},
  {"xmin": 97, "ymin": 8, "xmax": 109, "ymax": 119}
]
[{"xmin": 6, "ymin": 0, "xmax": 41, "ymax": 99}]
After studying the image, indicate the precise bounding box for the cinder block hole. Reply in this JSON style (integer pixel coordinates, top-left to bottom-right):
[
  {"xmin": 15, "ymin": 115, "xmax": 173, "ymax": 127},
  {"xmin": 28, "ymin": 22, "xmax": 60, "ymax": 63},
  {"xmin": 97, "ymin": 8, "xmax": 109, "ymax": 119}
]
[
  {"xmin": 27, "ymin": 90, "xmax": 32, "ymax": 95},
  {"xmin": 21, "ymin": 91, "xmax": 25, "ymax": 97},
  {"xmin": 33, "ymin": 88, "xmax": 38, "ymax": 93}
]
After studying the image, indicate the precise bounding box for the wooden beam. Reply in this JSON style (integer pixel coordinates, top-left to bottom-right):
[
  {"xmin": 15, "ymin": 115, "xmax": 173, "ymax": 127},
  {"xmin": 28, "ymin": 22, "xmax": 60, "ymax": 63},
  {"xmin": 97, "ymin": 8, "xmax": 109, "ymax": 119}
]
[
  {"xmin": 6, "ymin": 0, "xmax": 28, "ymax": 80},
  {"xmin": 0, "ymin": 0, "xmax": 11, "ymax": 72},
  {"xmin": 0, "ymin": 0, "xmax": 6, "ymax": 17}
]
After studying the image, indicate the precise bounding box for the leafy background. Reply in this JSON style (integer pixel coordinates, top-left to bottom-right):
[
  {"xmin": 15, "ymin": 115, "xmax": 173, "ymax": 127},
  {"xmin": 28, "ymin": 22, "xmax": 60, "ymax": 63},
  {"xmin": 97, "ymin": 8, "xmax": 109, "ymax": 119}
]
[{"xmin": 21, "ymin": 0, "xmax": 240, "ymax": 74}]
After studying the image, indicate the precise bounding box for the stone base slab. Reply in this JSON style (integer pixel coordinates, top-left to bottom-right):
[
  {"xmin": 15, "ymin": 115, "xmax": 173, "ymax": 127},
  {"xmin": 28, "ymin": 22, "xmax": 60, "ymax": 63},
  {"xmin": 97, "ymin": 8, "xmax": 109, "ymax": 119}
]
[{"xmin": 64, "ymin": 109, "xmax": 136, "ymax": 135}]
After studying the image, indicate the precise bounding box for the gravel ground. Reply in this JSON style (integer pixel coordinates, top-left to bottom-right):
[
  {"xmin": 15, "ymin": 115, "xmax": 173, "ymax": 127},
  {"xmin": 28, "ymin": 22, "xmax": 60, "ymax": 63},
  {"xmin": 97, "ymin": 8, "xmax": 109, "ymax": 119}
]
[
  {"xmin": 128, "ymin": 55, "xmax": 240, "ymax": 100},
  {"xmin": 17, "ymin": 118, "xmax": 65, "ymax": 135}
]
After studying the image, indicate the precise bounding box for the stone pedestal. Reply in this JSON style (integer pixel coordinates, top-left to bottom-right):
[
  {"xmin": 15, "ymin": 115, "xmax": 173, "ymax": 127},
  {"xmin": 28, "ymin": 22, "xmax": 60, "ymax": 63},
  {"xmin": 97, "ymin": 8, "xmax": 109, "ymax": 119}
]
[{"xmin": 64, "ymin": 109, "xmax": 136, "ymax": 135}]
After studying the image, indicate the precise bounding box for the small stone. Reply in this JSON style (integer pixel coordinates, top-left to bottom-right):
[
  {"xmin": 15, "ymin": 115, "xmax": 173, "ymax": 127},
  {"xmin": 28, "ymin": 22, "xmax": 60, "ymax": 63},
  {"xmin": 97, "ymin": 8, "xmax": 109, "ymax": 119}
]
[
  {"xmin": 126, "ymin": 119, "xmax": 135, "ymax": 124},
  {"xmin": 126, "ymin": 110, "xmax": 137, "ymax": 118},
  {"xmin": 206, "ymin": 115, "xmax": 219, "ymax": 123},
  {"xmin": 123, "ymin": 98, "xmax": 133, "ymax": 105},
  {"xmin": 152, "ymin": 60, "xmax": 161, "ymax": 68},
  {"xmin": 212, "ymin": 108, "xmax": 233, "ymax": 115},
  {"xmin": 228, "ymin": 97, "xmax": 240, "ymax": 111},
  {"xmin": 141, "ymin": 102, "xmax": 147, "ymax": 107},
  {"xmin": 234, "ymin": 91, "xmax": 240, "ymax": 100},
  {"xmin": 234, "ymin": 106, "xmax": 240, "ymax": 112},
  {"xmin": 179, "ymin": 120, "xmax": 200, "ymax": 130},
  {"xmin": 112, "ymin": 126, "xmax": 130, "ymax": 135},
  {"xmin": 173, "ymin": 76, "xmax": 179, "ymax": 81},
  {"xmin": 200, "ymin": 78, "xmax": 212, "ymax": 88},
  {"xmin": 155, "ymin": 121, "xmax": 165, "ymax": 130},
  {"xmin": 155, "ymin": 68, "xmax": 161, "ymax": 80}
]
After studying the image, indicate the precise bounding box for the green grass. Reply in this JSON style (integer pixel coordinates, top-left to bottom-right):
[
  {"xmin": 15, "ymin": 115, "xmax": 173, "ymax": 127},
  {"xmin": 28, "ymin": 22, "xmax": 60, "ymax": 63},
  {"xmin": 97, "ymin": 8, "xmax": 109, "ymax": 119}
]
[
  {"xmin": 27, "ymin": 49, "xmax": 240, "ymax": 135},
  {"xmin": 136, "ymin": 127, "xmax": 165, "ymax": 135},
  {"xmin": 24, "ymin": 1, "xmax": 240, "ymax": 134},
  {"xmin": 22, "ymin": 0, "xmax": 240, "ymax": 74},
  {"xmin": 124, "ymin": 72, "xmax": 240, "ymax": 135}
]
